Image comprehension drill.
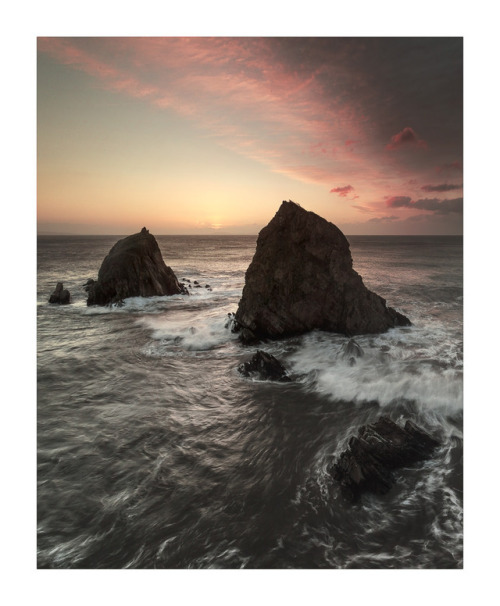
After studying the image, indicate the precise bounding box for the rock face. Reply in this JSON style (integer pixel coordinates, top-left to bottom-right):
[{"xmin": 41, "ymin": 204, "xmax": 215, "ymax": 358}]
[
  {"xmin": 332, "ymin": 416, "xmax": 440, "ymax": 501},
  {"xmin": 49, "ymin": 282, "xmax": 70, "ymax": 304},
  {"xmin": 238, "ymin": 350, "xmax": 291, "ymax": 382},
  {"xmin": 87, "ymin": 228, "xmax": 187, "ymax": 306},
  {"xmin": 235, "ymin": 201, "xmax": 410, "ymax": 341}
]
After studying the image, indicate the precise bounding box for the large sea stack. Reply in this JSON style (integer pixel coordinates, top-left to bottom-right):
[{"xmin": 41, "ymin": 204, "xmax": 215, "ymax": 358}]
[
  {"xmin": 235, "ymin": 201, "xmax": 410, "ymax": 340},
  {"xmin": 87, "ymin": 227, "xmax": 187, "ymax": 306}
]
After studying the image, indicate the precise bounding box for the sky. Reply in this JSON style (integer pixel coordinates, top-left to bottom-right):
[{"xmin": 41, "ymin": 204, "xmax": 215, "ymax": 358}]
[{"xmin": 37, "ymin": 37, "xmax": 463, "ymax": 235}]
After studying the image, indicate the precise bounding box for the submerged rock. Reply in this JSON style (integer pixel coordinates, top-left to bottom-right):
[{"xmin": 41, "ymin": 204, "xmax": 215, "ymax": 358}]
[
  {"xmin": 48, "ymin": 282, "xmax": 70, "ymax": 304},
  {"xmin": 340, "ymin": 338, "xmax": 364, "ymax": 366},
  {"xmin": 238, "ymin": 350, "xmax": 291, "ymax": 382},
  {"xmin": 235, "ymin": 201, "xmax": 410, "ymax": 340},
  {"xmin": 332, "ymin": 416, "xmax": 439, "ymax": 501},
  {"xmin": 87, "ymin": 227, "xmax": 187, "ymax": 306}
]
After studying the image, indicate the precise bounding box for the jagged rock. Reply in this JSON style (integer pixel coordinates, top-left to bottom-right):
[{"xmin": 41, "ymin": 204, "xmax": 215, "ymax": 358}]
[
  {"xmin": 87, "ymin": 228, "xmax": 187, "ymax": 306},
  {"xmin": 48, "ymin": 282, "xmax": 70, "ymax": 304},
  {"xmin": 238, "ymin": 350, "xmax": 291, "ymax": 382},
  {"xmin": 340, "ymin": 338, "xmax": 364, "ymax": 366},
  {"xmin": 235, "ymin": 201, "xmax": 410, "ymax": 340},
  {"xmin": 332, "ymin": 416, "xmax": 439, "ymax": 501}
]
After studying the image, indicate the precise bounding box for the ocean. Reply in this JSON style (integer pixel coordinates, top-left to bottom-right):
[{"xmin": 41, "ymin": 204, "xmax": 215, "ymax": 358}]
[{"xmin": 37, "ymin": 234, "xmax": 463, "ymax": 568}]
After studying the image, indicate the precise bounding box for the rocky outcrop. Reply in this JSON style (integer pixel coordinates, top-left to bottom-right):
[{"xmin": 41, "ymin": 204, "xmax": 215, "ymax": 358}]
[
  {"xmin": 340, "ymin": 338, "xmax": 364, "ymax": 366},
  {"xmin": 87, "ymin": 228, "xmax": 187, "ymax": 306},
  {"xmin": 48, "ymin": 282, "xmax": 70, "ymax": 304},
  {"xmin": 238, "ymin": 350, "xmax": 291, "ymax": 382},
  {"xmin": 235, "ymin": 201, "xmax": 410, "ymax": 341},
  {"xmin": 332, "ymin": 416, "xmax": 440, "ymax": 501}
]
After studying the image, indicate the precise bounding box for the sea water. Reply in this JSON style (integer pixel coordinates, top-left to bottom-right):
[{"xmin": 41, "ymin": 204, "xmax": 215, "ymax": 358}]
[{"xmin": 37, "ymin": 235, "xmax": 463, "ymax": 568}]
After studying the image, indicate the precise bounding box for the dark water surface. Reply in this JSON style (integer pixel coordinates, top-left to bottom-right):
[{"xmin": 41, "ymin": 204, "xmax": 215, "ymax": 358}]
[{"xmin": 37, "ymin": 235, "xmax": 463, "ymax": 568}]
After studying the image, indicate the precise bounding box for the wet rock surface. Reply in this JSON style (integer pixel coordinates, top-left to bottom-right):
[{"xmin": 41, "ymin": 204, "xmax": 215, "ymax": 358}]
[
  {"xmin": 86, "ymin": 228, "xmax": 187, "ymax": 306},
  {"xmin": 238, "ymin": 350, "xmax": 291, "ymax": 382},
  {"xmin": 235, "ymin": 201, "xmax": 410, "ymax": 340},
  {"xmin": 48, "ymin": 282, "xmax": 70, "ymax": 304},
  {"xmin": 332, "ymin": 416, "xmax": 440, "ymax": 502}
]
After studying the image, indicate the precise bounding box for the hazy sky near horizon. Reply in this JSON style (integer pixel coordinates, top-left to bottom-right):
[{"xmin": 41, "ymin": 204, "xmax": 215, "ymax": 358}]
[{"xmin": 37, "ymin": 37, "xmax": 463, "ymax": 235}]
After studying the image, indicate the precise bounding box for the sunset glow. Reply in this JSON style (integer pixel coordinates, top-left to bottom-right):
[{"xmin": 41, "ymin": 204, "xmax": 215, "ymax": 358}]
[{"xmin": 37, "ymin": 37, "xmax": 463, "ymax": 235}]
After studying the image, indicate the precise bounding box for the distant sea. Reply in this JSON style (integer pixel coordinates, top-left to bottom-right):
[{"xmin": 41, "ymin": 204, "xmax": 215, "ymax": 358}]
[{"xmin": 37, "ymin": 234, "xmax": 463, "ymax": 568}]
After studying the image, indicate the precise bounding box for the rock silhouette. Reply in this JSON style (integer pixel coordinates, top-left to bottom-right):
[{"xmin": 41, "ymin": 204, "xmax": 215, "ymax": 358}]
[
  {"xmin": 48, "ymin": 282, "xmax": 70, "ymax": 304},
  {"xmin": 235, "ymin": 201, "xmax": 410, "ymax": 341},
  {"xmin": 332, "ymin": 416, "xmax": 440, "ymax": 501},
  {"xmin": 87, "ymin": 228, "xmax": 187, "ymax": 306},
  {"xmin": 238, "ymin": 350, "xmax": 291, "ymax": 382}
]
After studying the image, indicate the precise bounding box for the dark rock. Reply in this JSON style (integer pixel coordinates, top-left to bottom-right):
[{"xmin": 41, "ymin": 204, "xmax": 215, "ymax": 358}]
[
  {"xmin": 49, "ymin": 282, "xmax": 71, "ymax": 304},
  {"xmin": 225, "ymin": 312, "xmax": 239, "ymax": 332},
  {"xmin": 194, "ymin": 280, "xmax": 199, "ymax": 285},
  {"xmin": 235, "ymin": 201, "xmax": 410, "ymax": 340},
  {"xmin": 86, "ymin": 229, "xmax": 187, "ymax": 306},
  {"xmin": 332, "ymin": 416, "xmax": 439, "ymax": 501},
  {"xmin": 83, "ymin": 278, "xmax": 95, "ymax": 293},
  {"xmin": 238, "ymin": 350, "xmax": 291, "ymax": 382},
  {"xmin": 340, "ymin": 338, "xmax": 364, "ymax": 363},
  {"xmin": 239, "ymin": 328, "xmax": 259, "ymax": 345},
  {"xmin": 205, "ymin": 284, "xmax": 211, "ymax": 288}
]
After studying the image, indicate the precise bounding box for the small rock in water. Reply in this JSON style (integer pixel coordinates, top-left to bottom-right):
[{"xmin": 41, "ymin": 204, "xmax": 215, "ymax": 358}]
[
  {"xmin": 332, "ymin": 415, "xmax": 439, "ymax": 502},
  {"xmin": 238, "ymin": 350, "xmax": 291, "ymax": 382},
  {"xmin": 340, "ymin": 338, "xmax": 364, "ymax": 364},
  {"xmin": 49, "ymin": 282, "xmax": 71, "ymax": 304}
]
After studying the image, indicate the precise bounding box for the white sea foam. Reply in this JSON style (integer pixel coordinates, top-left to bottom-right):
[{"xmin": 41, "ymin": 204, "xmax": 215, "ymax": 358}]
[
  {"xmin": 289, "ymin": 327, "xmax": 463, "ymax": 412},
  {"xmin": 139, "ymin": 312, "xmax": 238, "ymax": 352}
]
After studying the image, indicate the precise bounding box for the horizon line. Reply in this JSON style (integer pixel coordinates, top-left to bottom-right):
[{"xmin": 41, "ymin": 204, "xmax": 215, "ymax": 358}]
[{"xmin": 37, "ymin": 232, "xmax": 463, "ymax": 238}]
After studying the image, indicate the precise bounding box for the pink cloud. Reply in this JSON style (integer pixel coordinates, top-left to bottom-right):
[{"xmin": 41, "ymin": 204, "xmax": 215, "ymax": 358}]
[
  {"xmin": 38, "ymin": 37, "xmax": 388, "ymax": 190},
  {"xmin": 385, "ymin": 127, "xmax": 427, "ymax": 150},
  {"xmin": 386, "ymin": 195, "xmax": 413, "ymax": 208},
  {"xmin": 330, "ymin": 185, "xmax": 354, "ymax": 197}
]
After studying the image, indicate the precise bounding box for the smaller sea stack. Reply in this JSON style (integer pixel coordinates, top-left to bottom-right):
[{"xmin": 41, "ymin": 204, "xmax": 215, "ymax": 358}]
[{"xmin": 87, "ymin": 227, "xmax": 187, "ymax": 306}]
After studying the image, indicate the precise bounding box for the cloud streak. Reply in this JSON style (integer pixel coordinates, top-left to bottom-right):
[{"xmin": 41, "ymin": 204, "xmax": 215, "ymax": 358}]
[
  {"xmin": 421, "ymin": 183, "xmax": 462, "ymax": 192},
  {"xmin": 386, "ymin": 195, "xmax": 463, "ymax": 215}
]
